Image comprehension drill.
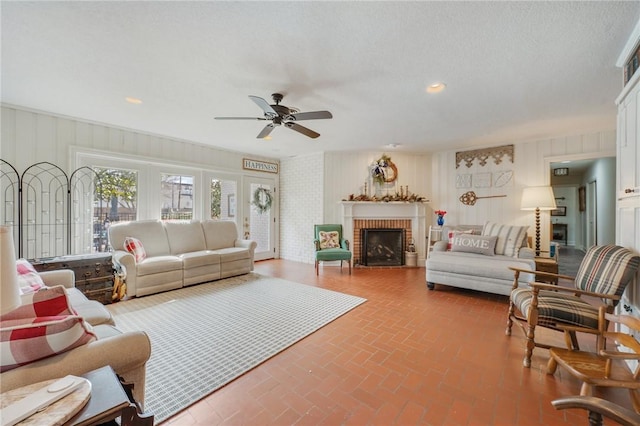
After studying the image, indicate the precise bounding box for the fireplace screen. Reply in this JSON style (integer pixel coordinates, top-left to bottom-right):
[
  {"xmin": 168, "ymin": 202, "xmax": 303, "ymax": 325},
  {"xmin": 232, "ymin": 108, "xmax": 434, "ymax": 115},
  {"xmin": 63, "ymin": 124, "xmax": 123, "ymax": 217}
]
[{"xmin": 361, "ymin": 228, "xmax": 405, "ymax": 266}]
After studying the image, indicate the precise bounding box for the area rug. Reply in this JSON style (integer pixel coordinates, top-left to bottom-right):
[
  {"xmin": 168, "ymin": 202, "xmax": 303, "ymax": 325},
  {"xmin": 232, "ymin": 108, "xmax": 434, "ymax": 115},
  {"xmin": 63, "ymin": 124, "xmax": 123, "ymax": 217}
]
[{"xmin": 106, "ymin": 273, "xmax": 366, "ymax": 423}]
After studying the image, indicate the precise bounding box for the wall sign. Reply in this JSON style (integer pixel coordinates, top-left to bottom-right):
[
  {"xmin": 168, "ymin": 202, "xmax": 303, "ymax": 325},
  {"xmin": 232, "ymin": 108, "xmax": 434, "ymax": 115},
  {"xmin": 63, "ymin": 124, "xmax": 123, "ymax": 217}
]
[{"xmin": 242, "ymin": 158, "xmax": 279, "ymax": 174}]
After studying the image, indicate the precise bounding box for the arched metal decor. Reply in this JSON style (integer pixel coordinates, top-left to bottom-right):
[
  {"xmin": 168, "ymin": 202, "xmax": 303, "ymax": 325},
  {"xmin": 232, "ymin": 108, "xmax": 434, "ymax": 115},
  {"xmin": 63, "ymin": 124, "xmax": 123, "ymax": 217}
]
[
  {"xmin": 21, "ymin": 162, "xmax": 69, "ymax": 259},
  {"xmin": 0, "ymin": 159, "xmax": 105, "ymax": 259},
  {"xmin": 0, "ymin": 159, "xmax": 20, "ymax": 257}
]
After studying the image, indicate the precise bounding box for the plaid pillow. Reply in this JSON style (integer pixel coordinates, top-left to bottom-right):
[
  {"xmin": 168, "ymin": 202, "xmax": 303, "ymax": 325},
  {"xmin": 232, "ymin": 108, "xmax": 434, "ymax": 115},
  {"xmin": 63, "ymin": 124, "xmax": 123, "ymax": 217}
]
[
  {"xmin": 124, "ymin": 236, "xmax": 147, "ymax": 262},
  {"xmin": 0, "ymin": 285, "xmax": 96, "ymax": 372},
  {"xmin": 16, "ymin": 258, "xmax": 46, "ymax": 295},
  {"xmin": 1, "ymin": 285, "xmax": 77, "ymax": 321}
]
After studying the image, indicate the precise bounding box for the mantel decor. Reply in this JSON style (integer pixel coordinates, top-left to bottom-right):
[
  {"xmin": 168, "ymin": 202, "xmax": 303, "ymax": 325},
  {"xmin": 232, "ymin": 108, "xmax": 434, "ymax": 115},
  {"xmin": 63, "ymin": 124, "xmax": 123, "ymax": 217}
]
[
  {"xmin": 343, "ymin": 185, "xmax": 428, "ymax": 203},
  {"xmin": 456, "ymin": 144, "xmax": 514, "ymax": 169}
]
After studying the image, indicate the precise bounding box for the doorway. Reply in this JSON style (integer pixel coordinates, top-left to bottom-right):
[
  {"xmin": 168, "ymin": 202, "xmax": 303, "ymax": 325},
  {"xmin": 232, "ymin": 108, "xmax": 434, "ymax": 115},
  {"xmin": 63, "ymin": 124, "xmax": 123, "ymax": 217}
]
[
  {"xmin": 586, "ymin": 180, "xmax": 597, "ymax": 247},
  {"xmin": 244, "ymin": 176, "xmax": 276, "ymax": 261}
]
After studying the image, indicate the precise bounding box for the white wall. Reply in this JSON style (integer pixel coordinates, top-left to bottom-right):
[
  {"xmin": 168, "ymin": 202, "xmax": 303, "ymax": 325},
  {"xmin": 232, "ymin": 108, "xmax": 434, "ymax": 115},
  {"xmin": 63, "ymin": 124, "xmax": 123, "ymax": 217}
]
[
  {"xmin": 279, "ymin": 153, "xmax": 324, "ymax": 264},
  {"xmin": 2, "ymin": 105, "xmax": 617, "ymax": 264},
  {"xmin": 583, "ymin": 157, "xmax": 616, "ymax": 245},
  {"xmin": 431, "ymin": 131, "xmax": 617, "ymax": 251}
]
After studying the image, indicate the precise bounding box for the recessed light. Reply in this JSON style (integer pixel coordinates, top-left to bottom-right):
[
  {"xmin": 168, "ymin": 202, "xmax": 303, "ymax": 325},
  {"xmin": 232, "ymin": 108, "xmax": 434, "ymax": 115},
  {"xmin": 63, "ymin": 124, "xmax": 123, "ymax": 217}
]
[
  {"xmin": 385, "ymin": 143, "xmax": 400, "ymax": 149},
  {"xmin": 426, "ymin": 82, "xmax": 446, "ymax": 94},
  {"xmin": 125, "ymin": 97, "xmax": 143, "ymax": 104},
  {"xmin": 264, "ymin": 136, "xmax": 272, "ymax": 140},
  {"xmin": 561, "ymin": 160, "xmax": 571, "ymax": 164}
]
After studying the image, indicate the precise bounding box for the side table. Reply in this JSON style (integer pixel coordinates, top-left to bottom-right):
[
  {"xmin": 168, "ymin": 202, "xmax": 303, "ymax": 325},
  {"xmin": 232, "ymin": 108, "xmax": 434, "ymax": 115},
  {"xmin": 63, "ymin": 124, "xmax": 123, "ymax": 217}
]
[
  {"xmin": 535, "ymin": 257, "xmax": 559, "ymax": 284},
  {"xmin": 70, "ymin": 366, "xmax": 153, "ymax": 426}
]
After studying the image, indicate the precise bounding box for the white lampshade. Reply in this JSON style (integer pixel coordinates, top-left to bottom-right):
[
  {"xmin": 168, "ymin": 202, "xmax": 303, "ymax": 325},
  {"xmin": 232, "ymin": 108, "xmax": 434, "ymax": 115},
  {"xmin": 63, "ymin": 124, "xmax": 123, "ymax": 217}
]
[
  {"xmin": 521, "ymin": 186, "xmax": 557, "ymax": 211},
  {"xmin": 0, "ymin": 226, "xmax": 21, "ymax": 315}
]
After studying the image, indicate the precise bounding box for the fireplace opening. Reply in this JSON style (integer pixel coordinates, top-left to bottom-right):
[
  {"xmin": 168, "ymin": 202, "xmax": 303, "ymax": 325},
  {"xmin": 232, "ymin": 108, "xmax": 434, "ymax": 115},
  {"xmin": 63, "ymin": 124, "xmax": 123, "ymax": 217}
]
[{"xmin": 361, "ymin": 228, "xmax": 405, "ymax": 266}]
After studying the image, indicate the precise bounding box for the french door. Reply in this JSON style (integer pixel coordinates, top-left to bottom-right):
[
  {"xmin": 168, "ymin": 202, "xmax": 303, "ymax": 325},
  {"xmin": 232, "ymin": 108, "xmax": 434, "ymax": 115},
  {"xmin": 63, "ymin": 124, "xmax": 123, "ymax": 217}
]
[{"xmin": 243, "ymin": 176, "xmax": 276, "ymax": 261}]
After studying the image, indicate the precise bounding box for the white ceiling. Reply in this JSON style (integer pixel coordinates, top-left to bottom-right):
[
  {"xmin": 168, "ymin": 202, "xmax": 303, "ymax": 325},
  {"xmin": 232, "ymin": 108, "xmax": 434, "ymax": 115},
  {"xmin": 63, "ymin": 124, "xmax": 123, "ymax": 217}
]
[{"xmin": 2, "ymin": 1, "xmax": 639, "ymax": 160}]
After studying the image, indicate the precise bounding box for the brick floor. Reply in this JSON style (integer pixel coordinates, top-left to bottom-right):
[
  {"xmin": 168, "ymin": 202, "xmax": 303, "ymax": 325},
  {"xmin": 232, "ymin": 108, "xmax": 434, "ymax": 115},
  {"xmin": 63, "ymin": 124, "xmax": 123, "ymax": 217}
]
[{"xmin": 163, "ymin": 260, "xmax": 629, "ymax": 425}]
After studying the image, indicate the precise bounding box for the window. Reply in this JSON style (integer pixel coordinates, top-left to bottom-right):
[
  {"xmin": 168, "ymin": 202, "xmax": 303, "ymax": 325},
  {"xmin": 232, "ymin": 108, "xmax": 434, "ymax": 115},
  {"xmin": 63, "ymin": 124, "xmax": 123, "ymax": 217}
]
[
  {"xmin": 161, "ymin": 174, "xmax": 194, "ymax": 221},
  {"xmin": 210, "ymin": 179, "xmax": 237, "ymax": 220},
  {"xmin": 93, "ymin": 167, "xmax": 138, "ymax": 251}
]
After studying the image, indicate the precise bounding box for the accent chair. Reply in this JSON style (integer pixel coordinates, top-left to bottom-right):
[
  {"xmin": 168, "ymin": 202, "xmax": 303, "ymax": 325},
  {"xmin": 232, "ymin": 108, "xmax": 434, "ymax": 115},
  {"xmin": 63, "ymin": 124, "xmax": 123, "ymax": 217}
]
[
  {"xmin": 314, "ymin": 224, "xmax": 352, "ymax": 275},
  {"xmin": 506, "ymin": 244, "xmax": 640, "ymax": 368}
]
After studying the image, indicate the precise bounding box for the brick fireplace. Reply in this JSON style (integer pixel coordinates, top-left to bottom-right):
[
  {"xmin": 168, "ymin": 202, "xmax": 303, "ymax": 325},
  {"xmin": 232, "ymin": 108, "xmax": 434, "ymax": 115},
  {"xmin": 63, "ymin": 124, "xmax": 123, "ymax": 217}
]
[
  {"xmin": 341, "ymin": 202, "xmax": 427, "ymax": 266},
  {"xmin": 354, "ymin": 219, "xmax": 412, "ymax": 266}
]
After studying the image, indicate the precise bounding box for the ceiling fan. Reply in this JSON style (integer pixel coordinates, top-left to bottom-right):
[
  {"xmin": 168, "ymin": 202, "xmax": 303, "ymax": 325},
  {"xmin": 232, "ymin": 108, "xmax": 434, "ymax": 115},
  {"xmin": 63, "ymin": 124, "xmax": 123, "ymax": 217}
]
[{"xmin": 215, "ymin": 93, "xmax": 333, "ymax": 139}]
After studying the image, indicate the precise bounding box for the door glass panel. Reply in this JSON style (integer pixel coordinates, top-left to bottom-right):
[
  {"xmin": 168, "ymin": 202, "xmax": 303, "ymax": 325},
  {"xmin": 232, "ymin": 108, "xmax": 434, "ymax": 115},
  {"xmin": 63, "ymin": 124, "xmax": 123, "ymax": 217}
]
[
  {"xmin": 210, "ymin": 179, "xmax": 237, "ymax": 220},
  {"xmin": 250, "ymin": 182, "xmax": 272, "ymax": 255},
  {"xmin": 160, "ymin": 174, "xmax": 193, "ymax": 221}
]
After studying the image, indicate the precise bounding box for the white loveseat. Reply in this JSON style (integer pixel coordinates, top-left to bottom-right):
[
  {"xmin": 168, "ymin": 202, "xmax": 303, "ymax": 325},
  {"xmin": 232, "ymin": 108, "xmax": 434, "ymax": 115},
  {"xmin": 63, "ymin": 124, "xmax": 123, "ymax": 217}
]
[
  {"xmin": 425, "ymin": 224, "xmax": 536, "ymax": 296},
  {"xmin": 108, "ymin": 220, "xmax": 257, "ymax": 297}
]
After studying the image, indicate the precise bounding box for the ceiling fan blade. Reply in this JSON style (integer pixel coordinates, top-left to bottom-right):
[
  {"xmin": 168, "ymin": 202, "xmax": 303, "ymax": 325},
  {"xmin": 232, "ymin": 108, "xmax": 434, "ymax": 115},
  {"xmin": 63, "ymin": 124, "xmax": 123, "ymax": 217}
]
[
  {"xmin": 249, "ymin": 95, "xmax": 277, "ymax": 117},
  {"xmin": 289, "ymin": 111, "xmax": 333, "ymax": 121},
  {"xmin": 214, "ymin": 117, "xmax": 267, "ymax": 120},
  {"xmin": 285, "ymin": 122, "xmax": 320, "ymax": 139},
  {"xmin": 257, "ymin": 123, "xmax": 276, "ymax": 139}
]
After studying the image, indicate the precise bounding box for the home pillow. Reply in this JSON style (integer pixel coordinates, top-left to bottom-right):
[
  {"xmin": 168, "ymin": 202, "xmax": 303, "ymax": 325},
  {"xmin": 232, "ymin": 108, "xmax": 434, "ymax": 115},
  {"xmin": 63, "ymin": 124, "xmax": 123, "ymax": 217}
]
[
  {"xmin": 319, "ymin": 231, "xmax": 340, "ymax": 249},
  {"xmin": 0, "ymin": 285, "xmax": 96, "ymax": 372},
  {"xmin": 16, "ymin": 258, "xmax": 46, "ymax": 295},
  {"xmin": 123, "ymin": 236, "xmax": 147, "ymax": 262},
  {"xmin": 482, "ymin": 222, "xmax": 529, "ymax": 257},
  {"xmin": 446, "ymin": 229, "xmax": 473, "ymax": 251},
  {"xmin": 451, "ymin": 234, "xmax": 498, "ymax": 256}
]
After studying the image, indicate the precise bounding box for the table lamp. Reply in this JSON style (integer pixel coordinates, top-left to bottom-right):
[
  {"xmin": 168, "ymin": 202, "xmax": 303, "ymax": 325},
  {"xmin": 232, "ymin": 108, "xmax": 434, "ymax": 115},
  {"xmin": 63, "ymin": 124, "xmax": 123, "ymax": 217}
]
[
  {"xmin": 521, "ymin": 186, "xmax": 557, "ymax": 257},
  {"xmin": 1, "ymin": 226, "xmax": 21, "ymax": 315}
]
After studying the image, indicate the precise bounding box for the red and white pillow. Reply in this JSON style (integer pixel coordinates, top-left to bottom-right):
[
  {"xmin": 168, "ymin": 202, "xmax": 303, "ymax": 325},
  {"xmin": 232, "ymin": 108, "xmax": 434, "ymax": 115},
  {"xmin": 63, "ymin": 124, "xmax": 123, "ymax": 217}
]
[
  {"xmin": 0, "ymin": 285, "xmax": 96, "ymax": 372},
  {"xmin": 124, "ymin": 236, "xmax": 146, "ymax": 262},
  {"xmin": 16, "ymin": 258, "xmax": 46, "ymax": 295}
]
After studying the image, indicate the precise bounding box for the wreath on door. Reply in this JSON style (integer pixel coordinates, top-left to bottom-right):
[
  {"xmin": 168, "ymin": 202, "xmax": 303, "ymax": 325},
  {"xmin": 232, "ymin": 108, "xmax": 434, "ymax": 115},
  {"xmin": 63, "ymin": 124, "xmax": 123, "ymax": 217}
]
[{"xmin": 252, "ymin": 187, "xmax": 273, "ymax": 214}]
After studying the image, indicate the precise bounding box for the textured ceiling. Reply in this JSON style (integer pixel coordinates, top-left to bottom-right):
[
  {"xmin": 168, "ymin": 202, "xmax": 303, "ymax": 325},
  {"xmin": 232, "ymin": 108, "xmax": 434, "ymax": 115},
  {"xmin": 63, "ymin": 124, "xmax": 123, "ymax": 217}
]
[{"xmin": 2, "ymin": 1, "xmax": 639, "ymax": 159}]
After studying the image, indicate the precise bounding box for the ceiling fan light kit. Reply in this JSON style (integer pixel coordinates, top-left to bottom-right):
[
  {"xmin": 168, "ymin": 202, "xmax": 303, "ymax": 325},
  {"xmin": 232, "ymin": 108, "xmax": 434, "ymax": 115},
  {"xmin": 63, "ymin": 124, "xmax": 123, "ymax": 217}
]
[{"xmin": 215, "ymin": 93, "xmax": 332, "ymax": 139}]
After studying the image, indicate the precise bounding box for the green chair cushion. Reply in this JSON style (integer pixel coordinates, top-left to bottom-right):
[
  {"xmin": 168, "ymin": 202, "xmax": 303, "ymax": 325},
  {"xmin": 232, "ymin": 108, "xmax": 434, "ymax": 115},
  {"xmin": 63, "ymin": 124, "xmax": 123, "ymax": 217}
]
[{"xmin": 316, "ymin": 248, "xmax": 352, "ymax": 262}]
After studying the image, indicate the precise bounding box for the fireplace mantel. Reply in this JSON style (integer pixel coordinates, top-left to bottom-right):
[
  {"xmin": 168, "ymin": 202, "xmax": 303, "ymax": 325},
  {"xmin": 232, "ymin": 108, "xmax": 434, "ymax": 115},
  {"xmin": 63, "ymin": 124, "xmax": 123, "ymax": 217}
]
[{"xmin": 341, "ymin": 201, "xmax": 428, "ymax": 264}]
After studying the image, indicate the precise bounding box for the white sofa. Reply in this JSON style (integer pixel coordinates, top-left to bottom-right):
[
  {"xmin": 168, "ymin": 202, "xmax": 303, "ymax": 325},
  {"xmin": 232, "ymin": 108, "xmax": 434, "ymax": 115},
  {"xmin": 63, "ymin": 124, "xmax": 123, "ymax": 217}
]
[
  {"xmin": 1, "ymin": 270, "xmax": 151, "ymax": 407},
  {"xmin": 425, "ymin": 224, "xmax": 536, "ymax": 296},
  {"xmin": 108, "ymin": 220, "xmax": 257, "ymax": 297}
]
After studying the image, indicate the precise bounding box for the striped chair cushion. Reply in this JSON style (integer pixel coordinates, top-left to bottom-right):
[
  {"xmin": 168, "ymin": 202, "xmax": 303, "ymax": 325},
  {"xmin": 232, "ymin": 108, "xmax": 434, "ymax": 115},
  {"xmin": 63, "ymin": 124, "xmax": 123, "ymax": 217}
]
[
  {"xmin": 575, "ymin": 245, "xmax": 640, "ymax": 306},
  {"xmin": 511, "ymin": 288, "xmax": 599, "ymax": 329},
  {"xmin": 482, "ymin": 222, "xmax": 528, "ymax": 257}
]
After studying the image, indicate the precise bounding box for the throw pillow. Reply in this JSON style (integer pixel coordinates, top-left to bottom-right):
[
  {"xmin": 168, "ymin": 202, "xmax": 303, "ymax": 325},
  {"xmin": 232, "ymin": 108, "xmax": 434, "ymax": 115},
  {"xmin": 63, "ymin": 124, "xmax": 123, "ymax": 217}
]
[
  {"xmin": 450, "ymin": 234, "xmax": 498, "ymax": 256},
  {"xmin": 0, "ymin": 315, "xmax": 96, "ymax": 372},
  {"xmin": 318, "ymin": 231, "xmax": 340, "ymax": 249},
  {"xmin": 123, "ymin": 236, "xmax": 147, "ymax": 262},
  {"xmin": 482, "ymin": 222, "xmax": 528, "ymax": 257},
  {"xmin": 0, "ymin": 285, "xmax": 96, "ymax": 372},
  {"xmin": 1, "ymin": 285, "xmax": 76, "ymax": 321},
  {"xmin": 16, "ymin": 258, "xmax": 46, "ymax": 295},
  {"xmin": 446, "ymin": 229, "xmax": 473, "ymax": 251}
]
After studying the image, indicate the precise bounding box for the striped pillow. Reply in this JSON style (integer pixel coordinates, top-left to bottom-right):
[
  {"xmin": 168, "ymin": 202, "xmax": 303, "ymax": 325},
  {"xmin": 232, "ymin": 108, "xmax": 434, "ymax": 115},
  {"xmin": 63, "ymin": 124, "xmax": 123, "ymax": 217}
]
[
  {"xmin": 575, "ymin": 245, "xmax": 640, "ymax": 306},
  {"xmin": 482, "ymin": 222, "xmax": 528, "ymax": 257},
  {"xmin": 0, "ymin": 285, "xmax": 96, "ymax": 372}
]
